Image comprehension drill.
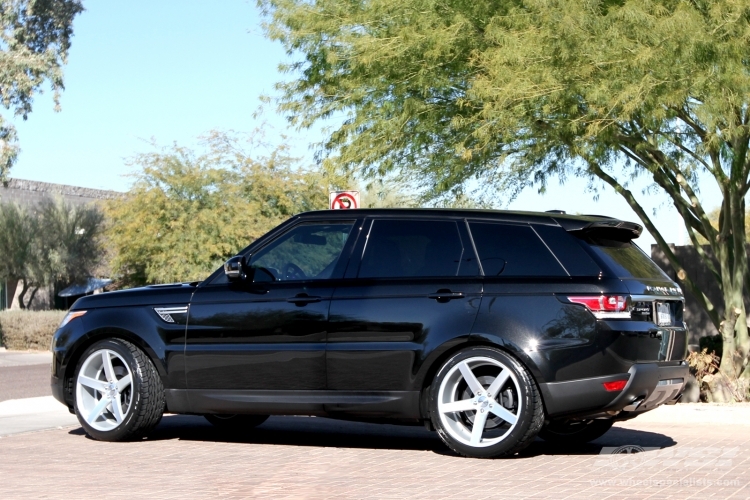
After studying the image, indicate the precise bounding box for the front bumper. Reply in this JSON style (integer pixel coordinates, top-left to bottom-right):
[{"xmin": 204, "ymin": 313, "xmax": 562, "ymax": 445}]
[{"xmin": 540, "ymin": 362, "xmax": 688, "ymax": 418}]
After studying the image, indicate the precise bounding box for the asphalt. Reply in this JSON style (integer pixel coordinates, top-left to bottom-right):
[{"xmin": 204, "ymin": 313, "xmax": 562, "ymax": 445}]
[{"xmin": 0, "ymin": 350, "xmax": 78, "ymax": 436}]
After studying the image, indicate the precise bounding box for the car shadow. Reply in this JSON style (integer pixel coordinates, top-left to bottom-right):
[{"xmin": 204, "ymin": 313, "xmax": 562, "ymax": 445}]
[{"xmin": 70, "ymin": 415, "xmax": 676, "ymax": 457}]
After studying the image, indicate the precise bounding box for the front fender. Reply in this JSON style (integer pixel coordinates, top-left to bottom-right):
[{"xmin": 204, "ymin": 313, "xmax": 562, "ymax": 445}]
[{"xmin": 51, "ymin": 306, "xmax": 186, "ymax": 407}]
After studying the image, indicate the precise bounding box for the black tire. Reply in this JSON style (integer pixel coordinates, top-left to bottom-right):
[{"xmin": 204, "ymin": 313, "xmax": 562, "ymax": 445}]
[
  {"xmin": 539, "ymin": 419, "xmax": 614, "ymax": 444},
  {"xmin": 429, "ymin": 346, "xmax": 544, "ymax": 458},
  {"xmin": 74, "ymin": 338, "xmax": 165, "ymax": 441},
  {"xmin": 204, "ymin": 414, "xmax": 269, "ymax": 430}
]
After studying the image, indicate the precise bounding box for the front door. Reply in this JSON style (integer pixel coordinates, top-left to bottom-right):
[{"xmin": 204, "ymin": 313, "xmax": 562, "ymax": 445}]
[{"xmin": 185, "ymin": 220, "xmax": 356, "ymax": 412}]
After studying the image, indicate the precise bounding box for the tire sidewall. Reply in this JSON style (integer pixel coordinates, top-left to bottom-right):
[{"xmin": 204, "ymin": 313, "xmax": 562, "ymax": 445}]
[
  {"xmin": 74, "ymin": 339, "xmax": 146, "ymax": 441},
  {"xmin": 429, "ymin": 346, "xmax": 538, "ymax": 458}
]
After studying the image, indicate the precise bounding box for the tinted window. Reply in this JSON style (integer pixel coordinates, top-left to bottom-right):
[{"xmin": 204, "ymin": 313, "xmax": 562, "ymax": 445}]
[
  {"xmin": 359, "ymin": 220, "xmax": 466, "ymax": 278},
  {"xmin": 249, "ymin": 222, "xmax": 354, "ymax": 281},
  {"xmin": 534, "ymin": 225, "xmax": 601, "ymax": 276},
  {"xmin": 586, "ymin": 237, "xmax": 668, "ymax": 279},
  {"xmin": 469, "ymin": 222, "xmax": 567, "ymax": 276}
]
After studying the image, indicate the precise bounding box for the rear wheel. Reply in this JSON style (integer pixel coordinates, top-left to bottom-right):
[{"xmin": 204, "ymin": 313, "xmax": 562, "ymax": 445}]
[
  {"xmin": 429, "ymin": 346, "xmax": 544, "ymax": 458},
  {"xmin": 74, "ymin": 339, "xmax": 164, "ymax": 441},
  {"xmin": 204, "ymin": 414, "xmax": 269, "ymax": 430},
  {"xmin": 539, "ymin": 419, "xmax": 614, "ymax": 444}
]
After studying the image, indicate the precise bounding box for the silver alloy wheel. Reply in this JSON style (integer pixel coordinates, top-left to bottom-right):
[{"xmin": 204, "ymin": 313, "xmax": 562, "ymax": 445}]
[
  {"xmin": 75, "ymin": 349, "xmax": 134, "ymax": 432},
  {"xmin": 437, "ymin": 356, "xmax": 521, "ymax": 448}
]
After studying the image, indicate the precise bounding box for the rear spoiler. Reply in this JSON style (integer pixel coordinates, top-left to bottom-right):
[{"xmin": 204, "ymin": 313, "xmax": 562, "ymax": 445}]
[{"xmin": 560, "ymin": 219, "xmax": 643, "ymax": 241}]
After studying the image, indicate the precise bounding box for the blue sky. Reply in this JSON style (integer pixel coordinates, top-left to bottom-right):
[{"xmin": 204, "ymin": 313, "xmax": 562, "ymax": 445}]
[{"xmin": 7, "ymin": 0, "xmax": 721, "ymax": 250}]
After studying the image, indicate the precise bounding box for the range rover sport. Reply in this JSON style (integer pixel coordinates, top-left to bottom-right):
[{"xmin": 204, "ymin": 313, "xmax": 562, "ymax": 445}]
[{"xmin": 51, "ymin": 209, "xmax": 688, "ymax": 458}]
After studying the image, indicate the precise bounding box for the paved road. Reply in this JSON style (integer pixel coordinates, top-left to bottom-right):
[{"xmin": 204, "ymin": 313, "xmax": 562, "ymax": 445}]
[
  {"xmin": 0, "ymin": 350, "xmax": 78, "ymax": 435},
  {"xmin": 0, "ymin": 405, "xmax": 748, "ymax": 499},
  {"xmin": 1, "ymin": 350, "xmax": 748, "ymax": 498},
  {"xmin": 0, "ymin": 351, "xmax": 52, "ymax": 402},
  {"xmin": 0, "ymin": 364, "xmax": 51, "ymax": 402}
]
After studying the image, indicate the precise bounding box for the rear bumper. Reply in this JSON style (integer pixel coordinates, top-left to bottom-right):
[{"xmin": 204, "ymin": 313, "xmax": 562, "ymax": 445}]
[{"xmin": 540, "ymin": 362, "xmax": 688, "ymax": 418}]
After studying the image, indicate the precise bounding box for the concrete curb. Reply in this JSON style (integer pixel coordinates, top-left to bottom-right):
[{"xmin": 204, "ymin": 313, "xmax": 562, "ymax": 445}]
[{"xmin": 0, "ymin": 396, "xmax": 78, "ymax": 436}]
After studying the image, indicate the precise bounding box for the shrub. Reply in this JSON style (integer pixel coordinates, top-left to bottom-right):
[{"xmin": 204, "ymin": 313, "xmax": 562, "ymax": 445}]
[
  {"xmin": 688, "ymin": 347, "xmax": 749, "ymax": 402},
  {"xmin": 0, "ymin": 310, "xmax": 66, "ymax": 350}
]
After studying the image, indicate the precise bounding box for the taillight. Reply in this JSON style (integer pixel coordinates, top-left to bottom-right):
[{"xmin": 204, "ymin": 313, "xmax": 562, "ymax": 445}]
[
  {"xmin": 603, "ymin": 380, "xmax": 628, "ymax": 392},
  {"xmin": 567, "ymin": 295, "xmax": 631, "ymax": 319}
]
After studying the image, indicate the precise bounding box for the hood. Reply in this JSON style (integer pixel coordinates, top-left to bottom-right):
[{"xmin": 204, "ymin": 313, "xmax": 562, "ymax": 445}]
[{"xmin": 71, "ymin": 283, "xmax": 198, "ymax": 310}]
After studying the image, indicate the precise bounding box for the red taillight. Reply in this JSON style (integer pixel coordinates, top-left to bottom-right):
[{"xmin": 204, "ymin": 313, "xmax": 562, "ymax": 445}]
[
  {"xmin": 603, "ymin": 380, "xmax": 628, "ymax": 392},
  {"xmin": 568, "ymin": 295, "xmax": 630, "ymax": 318},
  {"xmin": 568, "ymin": 295, "xmax": 628, "ymax": 311}
]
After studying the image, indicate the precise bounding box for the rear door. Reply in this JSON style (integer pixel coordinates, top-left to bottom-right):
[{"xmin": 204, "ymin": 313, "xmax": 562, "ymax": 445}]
[{"xmin": 326, "ymin": 217, "xmax": 482, "ymax": 403}]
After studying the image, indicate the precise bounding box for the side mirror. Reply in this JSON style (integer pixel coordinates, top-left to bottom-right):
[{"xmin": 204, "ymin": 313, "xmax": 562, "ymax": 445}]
[{"xmin": 224, "ymin": 255, "xmax": 247, "ymax": 281}]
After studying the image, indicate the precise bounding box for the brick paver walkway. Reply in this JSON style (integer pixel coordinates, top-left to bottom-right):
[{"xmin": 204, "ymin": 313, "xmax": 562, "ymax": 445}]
[{"xmin": 1, "ymin": 408, "xmax": 749, "ymax": 499}]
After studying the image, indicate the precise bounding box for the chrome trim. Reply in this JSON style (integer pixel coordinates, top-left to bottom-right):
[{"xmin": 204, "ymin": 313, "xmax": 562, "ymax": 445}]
[
  {"xmin": 657, "ymin": 378, "xmax": 684, "ymax": 386},
  {"xmin": 631, "ymin": 294, "xmax": 685, "ymax": 302},
  {"xmin": 154, "ymin": 306, "xmax": 188, "ymax": 323},
  {"xmin": 592, "ymin": 311, "xmax": 632, "ymax": 319}
]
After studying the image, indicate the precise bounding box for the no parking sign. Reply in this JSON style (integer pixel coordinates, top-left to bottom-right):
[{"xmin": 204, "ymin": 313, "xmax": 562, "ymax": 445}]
[{"xmin": 329, "ymin": 191, "xmax": 360, "ymax": 210}]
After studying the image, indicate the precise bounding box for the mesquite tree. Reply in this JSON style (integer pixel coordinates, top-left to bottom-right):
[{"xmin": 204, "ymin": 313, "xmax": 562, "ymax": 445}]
[{"xmin": 263, "ymin": 0, "xmax": 750, "ymax": 399}]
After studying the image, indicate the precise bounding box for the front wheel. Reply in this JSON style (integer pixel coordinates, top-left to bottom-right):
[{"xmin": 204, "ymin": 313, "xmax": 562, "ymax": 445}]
[
  {"xmin": 429, "ymin": 346, "xmax": 544, "ymax": 458},
  {"xmin": 74, "ymin": 339, "xmax": 165, "ymax": 441}
]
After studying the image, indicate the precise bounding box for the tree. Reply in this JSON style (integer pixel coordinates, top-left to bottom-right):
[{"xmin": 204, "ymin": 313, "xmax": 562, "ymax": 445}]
[
  {"xmin": 104, "ymin": 131, "xmax": 328, "ymax": 286},
  {"xmin": 0, "ymin": 199, "xmax": 103, "ymax": 308},
  {"xmin": 0, "ymin": 201, "xmax": 38, "ymax": 307},
  {"xmin": 37, "ymin": 198, "xmax": 104, "ymax": 288},
  {"xmin": 0, "ymin": 0, "xmax": 83, "ymax": 179},
  {"xmin": 263, "ymin": 0, "xmax": 750, "ymax": 399}
]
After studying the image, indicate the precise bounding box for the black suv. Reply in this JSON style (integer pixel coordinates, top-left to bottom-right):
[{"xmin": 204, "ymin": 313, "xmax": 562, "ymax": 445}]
[{"xmin": 51, "ymin": 209, "xmax": 688, "ymax": 458}]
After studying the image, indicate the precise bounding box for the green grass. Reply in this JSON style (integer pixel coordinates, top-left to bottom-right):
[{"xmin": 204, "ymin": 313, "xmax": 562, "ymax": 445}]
[{"xmin": 0, "ymin": 310, "xmax": 67, "ymax": 350}]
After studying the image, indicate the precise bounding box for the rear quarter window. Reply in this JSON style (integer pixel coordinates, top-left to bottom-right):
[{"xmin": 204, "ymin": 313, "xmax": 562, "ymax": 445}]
[
  {"xmin": 533, "ymin": 225, "xmax": 602, "ymax": 276},
  {"xmin": 469, "ymin": 222, "xmax": 567, "ymax": 277},
  {"xmin": 585, "ymin": 236, "xmax": 668, "ymax": 279}
]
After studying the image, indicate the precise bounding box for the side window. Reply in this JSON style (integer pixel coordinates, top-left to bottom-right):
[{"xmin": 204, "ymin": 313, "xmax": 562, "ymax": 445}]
[
  {"xmin": 533, "ymin": 224, "xmax": 602, "ymax": 276},
  {"xmin": 249, "ymin": 222, "xmax": 354, "ymax": 281},
  {"xmin": 469, "ymin": 222, "xmax": 567, "ymax": 277},
  {"xmin": 359, "ymin": 219, "xmax": 469, "ymax": 278}
]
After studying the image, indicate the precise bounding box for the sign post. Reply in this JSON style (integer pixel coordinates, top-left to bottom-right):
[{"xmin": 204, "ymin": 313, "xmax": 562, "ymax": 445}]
[{"xmin": 329, "ymin": 191, "xmax": 360, "ymax": 210}]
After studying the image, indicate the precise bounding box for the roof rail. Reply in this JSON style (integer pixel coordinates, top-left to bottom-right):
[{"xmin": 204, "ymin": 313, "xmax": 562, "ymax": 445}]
[{"xmin": 545, "ymin": 210, "xmax": 566, "ymax": 214}]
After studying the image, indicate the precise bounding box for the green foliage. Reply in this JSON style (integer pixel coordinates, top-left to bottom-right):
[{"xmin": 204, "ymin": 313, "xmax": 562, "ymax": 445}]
[
  {"xmin": 263, "ymin": 0, "xmax": 750, "ymax": 398},
  {"xmin": 0, "ymin": 0, "xmax": 83, "ymax": 179},
  {"xmin": 0, "ymin": 309, "xmax": 66, "ymax": 350},
  {"xmin": 104, "ymin": 131, "xmax": 329, "ymax": 286},
  {"xmin": 0, "ymin": 199, "xmax": 104, "ymax": 308}
]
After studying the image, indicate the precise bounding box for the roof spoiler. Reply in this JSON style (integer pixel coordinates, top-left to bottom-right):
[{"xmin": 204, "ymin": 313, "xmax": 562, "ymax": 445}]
[{"xmin": 569, "ymin": 220, "xmax": 643, "ymax": 240}]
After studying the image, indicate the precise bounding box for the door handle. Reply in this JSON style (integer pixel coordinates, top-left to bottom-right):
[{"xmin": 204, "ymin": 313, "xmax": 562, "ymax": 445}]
[
  {"xmin": 428, "ymin": 289, "xmax": 465, "ymax": 302},
  {"xmin": 287, "ymin": 294, "xmax": 322, "ymax": 305}
]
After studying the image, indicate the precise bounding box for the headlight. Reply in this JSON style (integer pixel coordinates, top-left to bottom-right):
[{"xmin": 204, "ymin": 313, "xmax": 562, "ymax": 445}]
[{"xmin": 60, "ymin": 310, "xmax": 87, "ymax": 328}]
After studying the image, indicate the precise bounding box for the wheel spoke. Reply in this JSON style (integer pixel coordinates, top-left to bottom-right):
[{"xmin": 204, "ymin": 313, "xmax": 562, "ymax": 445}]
[
  {"xmin": 87, "ymin": 396, "xmax": 110, "ymax": 424},
  {"xmin": 102, "ymin": 351, "xmax": 116, "ymax": 382},
  {"xmin": 457, "ymin": 361, "xmax": 483, "ymax": 394},
  {"xmin": 117, "ymin": 374, "xmax": 132, "ymax": 392},
  {"xmin": 439, "ymin": 399, "xmax": 476, "ymax": 414},
  {"xmin": 470, "ymin": 409, "xmax": 490, "ymax": 445},
  {"xmin": 489, "ymin": 404, "xmax": 518, "ymax": 425},
  {"xmin": 78, "ymin": 375, "xmax": 108, "ymax": 393},
  {"xmin": 487, "ymin": 370, "xmax": 511, "ymax": 398},
  {"xmin": 110, "ymin": 395, "xmax": 124, "ymax": 423}
]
